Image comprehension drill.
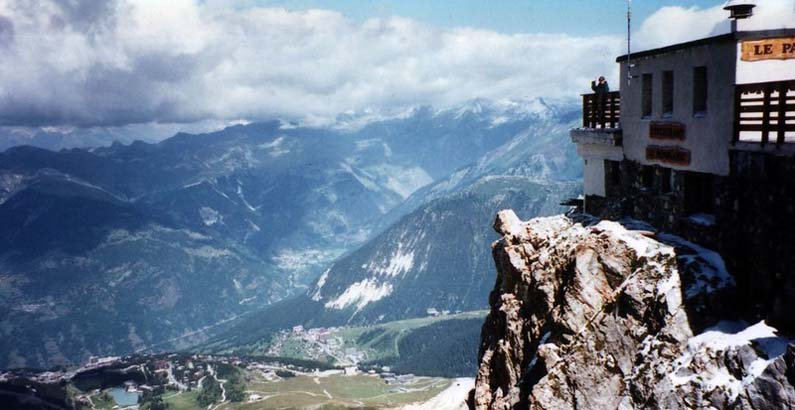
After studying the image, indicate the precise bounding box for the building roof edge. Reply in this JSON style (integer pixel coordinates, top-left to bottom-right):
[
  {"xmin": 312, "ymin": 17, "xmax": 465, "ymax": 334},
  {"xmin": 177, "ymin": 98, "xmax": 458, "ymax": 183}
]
[{"xmin": 616, "ymin": 29, "xmax": 795, "ymax": 63}]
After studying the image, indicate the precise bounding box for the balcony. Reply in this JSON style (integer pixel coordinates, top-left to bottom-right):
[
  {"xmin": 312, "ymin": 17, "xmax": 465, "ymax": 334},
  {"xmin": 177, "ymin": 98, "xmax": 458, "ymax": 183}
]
[
  {"xmin": 570, "ymin": 91, "xmax": 622, "ymax": 147},
  {"xmin": 582, "ymin": 91, "xmax": 621, "ymax": 129},
  {"xmin": 734, "ymin": 79, "xmax": 795, "ymax": 147}
]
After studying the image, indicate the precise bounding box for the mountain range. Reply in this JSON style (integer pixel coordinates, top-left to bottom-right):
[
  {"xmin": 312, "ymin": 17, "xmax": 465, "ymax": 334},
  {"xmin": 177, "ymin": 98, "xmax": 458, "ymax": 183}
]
[{"xmin": 0, "ymin": 98, "xmax": 581, "ymax": 369}]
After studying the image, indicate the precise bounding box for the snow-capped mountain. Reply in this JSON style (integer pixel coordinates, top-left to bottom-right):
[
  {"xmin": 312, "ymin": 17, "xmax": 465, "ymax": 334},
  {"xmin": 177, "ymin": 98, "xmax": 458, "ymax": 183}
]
[{"xmin": 309, "ymin": 177, "xmax": 580, "ymax": 324}]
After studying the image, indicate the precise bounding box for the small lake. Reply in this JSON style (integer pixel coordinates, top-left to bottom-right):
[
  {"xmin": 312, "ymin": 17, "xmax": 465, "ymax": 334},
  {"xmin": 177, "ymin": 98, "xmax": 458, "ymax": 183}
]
[{"xmin": 108, "ymin": 387, "xmax": 140, "ymax": 406}]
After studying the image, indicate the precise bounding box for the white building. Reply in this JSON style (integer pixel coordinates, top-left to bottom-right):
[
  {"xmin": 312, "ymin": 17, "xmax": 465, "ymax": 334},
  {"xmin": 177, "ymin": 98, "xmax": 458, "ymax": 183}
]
[
  {"xmin": 569, "ymin": 1, "xmax": 795, "ymax": 330},
  {"xmin": 572, "ymin": 1, "xmax": 795, "ymax": 216}
]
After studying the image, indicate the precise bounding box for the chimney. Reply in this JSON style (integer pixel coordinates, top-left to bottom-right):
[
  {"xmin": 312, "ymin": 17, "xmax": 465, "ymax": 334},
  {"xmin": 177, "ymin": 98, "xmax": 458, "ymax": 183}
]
[{"xmin": 724, "ymin": 0, "xmax": 756, "ymax": 32}]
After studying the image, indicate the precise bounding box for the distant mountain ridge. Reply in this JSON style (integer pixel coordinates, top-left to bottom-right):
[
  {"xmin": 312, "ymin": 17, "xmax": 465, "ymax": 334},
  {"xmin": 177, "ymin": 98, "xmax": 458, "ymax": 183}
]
[
  {"xmin": 0, "ymin": 98, "xmax": 580, "ymax": 369},
  {"xmin": 204, "ymin": 106, "xmax": 582, "ymax": 352},
  {"xmin": 0, "ymin": 126, "xmax": 160, "ymax": 152}
]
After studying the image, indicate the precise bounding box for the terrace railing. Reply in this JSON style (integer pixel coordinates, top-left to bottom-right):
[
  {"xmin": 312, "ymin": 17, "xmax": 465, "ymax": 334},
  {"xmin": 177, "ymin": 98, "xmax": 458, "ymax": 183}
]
[
  {"xmin": 734, "ymin": 79, "xmax": 795, "ymax": 145},
  {"xmin": 582, "ymin": 91, "xmax": 621, "ymax": 129}
]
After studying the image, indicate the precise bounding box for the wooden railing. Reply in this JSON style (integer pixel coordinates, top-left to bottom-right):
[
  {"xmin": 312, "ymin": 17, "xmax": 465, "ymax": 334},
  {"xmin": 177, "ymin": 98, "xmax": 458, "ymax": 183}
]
[
  {"xmin": 734, "ymin": 80, "xmax": 795, "ymax": 145},
  {"xmin": 582, "ymin": 91, "xmax": 621, "ymax": 129}
]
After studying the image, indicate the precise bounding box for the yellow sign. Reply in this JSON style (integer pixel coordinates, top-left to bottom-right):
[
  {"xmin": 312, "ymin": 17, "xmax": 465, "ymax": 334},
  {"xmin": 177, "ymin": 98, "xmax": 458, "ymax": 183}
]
[{"xmin": 741, "ymin": 37, "xmax": 795, "ymax": 61}]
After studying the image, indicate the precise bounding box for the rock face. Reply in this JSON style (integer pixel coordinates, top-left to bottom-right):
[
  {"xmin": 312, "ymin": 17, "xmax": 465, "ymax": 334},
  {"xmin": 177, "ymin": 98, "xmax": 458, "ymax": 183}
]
[{"xmin": 471, "ymin": 211, "xmax": 795, "ymax": 410}]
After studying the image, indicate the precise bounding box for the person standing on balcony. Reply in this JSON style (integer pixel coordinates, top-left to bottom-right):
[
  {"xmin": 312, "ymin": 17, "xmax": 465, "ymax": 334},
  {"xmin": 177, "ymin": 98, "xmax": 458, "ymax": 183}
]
[{"xmin": 591, "ymin": 76, "xmax": 610, "ymax": 127}]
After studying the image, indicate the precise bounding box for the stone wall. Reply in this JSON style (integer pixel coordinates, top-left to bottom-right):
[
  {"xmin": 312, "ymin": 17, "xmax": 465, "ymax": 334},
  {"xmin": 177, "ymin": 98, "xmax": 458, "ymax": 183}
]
[
  {"xmin": 585, "ymin": 152, "xmax": 795, "ymax": 332},
  {"xmin": 720, "ymin": 151, "xmax": 795, "ymax": 331}
]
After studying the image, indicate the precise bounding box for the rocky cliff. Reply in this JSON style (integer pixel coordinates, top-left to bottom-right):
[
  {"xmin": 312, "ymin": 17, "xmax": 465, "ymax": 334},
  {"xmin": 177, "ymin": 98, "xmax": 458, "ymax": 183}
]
[{"xmin": 470, "ymin": 212, "xmax": 795, "ymax": 409}]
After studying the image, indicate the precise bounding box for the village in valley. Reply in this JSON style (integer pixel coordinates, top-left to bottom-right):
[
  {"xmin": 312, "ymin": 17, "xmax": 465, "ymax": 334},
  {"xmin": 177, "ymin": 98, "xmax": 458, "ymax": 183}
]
[
  {"xmin": 0, "ymin": 350, "xmax": 454, "ymax": 409},
  {"xmin": 0, "ymin": 310, "xmax": 483, "ymax": 409}
]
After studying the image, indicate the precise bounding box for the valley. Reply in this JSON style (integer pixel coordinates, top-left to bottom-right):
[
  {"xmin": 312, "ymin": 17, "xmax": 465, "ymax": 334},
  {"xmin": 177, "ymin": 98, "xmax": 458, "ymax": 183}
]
[
  {"xmin": 0, "ymin": 351, "xmax": 468, "ymax": 410},
  {"xmin": 0, "ymin": 98, "xmax": 582, "ymax": 370},
  {"xmin": 0, "ymin": 96, "xmax": 582, "ymax": 410},
  {"xmin": 223, "ymin": 311, "xmax": 487, "ymax": 376}
]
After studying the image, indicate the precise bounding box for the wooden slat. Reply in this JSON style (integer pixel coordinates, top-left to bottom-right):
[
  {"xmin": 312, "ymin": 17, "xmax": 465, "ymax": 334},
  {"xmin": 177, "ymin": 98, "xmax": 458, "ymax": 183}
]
[
  {"xmin": 738, "ymin": 104, "xmax": 795, "ymax": 113},
  {"xmin": 739, "ymin": 96, "xmax": 768, "ymax": 102},
  {"xmin": 736, "ymin": 124, "xmax": 795, "ymax": 132}
]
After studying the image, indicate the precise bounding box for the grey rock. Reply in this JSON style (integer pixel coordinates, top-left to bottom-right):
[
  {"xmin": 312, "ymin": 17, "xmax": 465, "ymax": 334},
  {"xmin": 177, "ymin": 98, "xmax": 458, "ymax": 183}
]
[{"xmin": 471, "ymin": 214, "xmax": 795, "ymax": 410}]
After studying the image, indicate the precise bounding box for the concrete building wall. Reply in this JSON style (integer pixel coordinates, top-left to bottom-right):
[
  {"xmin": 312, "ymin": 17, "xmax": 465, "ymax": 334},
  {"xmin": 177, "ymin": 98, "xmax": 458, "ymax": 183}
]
[
  {"xmin": 576, "ymin": 142, "xmax": 623, "ymax": 197},
  {"xmin": 619, "ymin": 40, "xmax": 737, "ymax": 176},
  {"xmin": 583, "ymin": 158, "xmax": 605, "ymax": 197}
]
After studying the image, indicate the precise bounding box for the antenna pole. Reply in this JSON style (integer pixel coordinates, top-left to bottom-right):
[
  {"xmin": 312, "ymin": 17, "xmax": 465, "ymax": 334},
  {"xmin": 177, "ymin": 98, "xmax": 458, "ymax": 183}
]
[{"xmin": 627, "ymin": 0, "xmax": 632, "ymax": 86}]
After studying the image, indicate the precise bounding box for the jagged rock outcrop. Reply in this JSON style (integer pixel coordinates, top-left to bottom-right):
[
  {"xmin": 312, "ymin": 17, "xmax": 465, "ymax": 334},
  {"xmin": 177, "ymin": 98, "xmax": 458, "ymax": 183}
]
[{"xmin": 471, "ymin": 212, "xmax": 795, "ymax": 410}]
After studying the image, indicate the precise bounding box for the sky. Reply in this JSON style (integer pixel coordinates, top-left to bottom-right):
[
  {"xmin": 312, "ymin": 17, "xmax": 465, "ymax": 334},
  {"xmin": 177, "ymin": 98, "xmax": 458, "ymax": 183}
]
[
  {"xmin": 243, "ymin": 0, "xmax": 722, "ymax": 36},
  {"xmin": 0, "ymin": 0, "xmax": 793, "ymax": 136}
]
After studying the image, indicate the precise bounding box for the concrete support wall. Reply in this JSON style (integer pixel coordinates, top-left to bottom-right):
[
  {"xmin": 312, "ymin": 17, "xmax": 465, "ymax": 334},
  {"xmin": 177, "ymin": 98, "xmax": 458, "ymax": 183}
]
[{"xmin": 588, "ymin": 154, "xmax": 795, "ymax": 332}]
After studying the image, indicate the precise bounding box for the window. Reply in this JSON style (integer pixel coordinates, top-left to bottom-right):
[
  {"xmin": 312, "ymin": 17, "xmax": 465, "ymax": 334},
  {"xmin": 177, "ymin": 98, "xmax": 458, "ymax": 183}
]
[
  {"xmin": 662, "ymin": 71, "xmax": 674, "ymax": 117},
  {"xmin": 607, "ymin": 160, "xmax": 621, "ymax": 187},
  {"xmin": 641, "ymin": 166, "xmax": 654, "ymax": 190},
  {"xmin": 684, "ymin": 172, "xmax": 714, "ymax": 214},
  {"xmin": 693, "ymin": 66, "xmax": 708, "ymax": 115},
  {"xmin": 642, "ymin": 73, "xmax": 653, "ymax": 118},
  {"xmin": 660, "ymin": 167, "xmax": 672, "ymax": 194}
]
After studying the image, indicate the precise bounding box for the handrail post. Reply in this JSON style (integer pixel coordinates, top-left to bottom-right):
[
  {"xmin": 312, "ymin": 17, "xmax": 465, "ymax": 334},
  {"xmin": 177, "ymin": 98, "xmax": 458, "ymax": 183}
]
[
  {"xmin": 777, "ymin": 82, "xmax": 787, "ymax": 145},
  {"xmin": 599, "ymin": 94, "xmax": 605, "ymax": 129},
  {"xmin": 582, "ymin": 94, "xmax": 589, "ymax": 128},
  {"xmin": 762, "ymin": 85, "xmax": 772, "ymax": 146},
  {"xmin": 733, "ymin": 85, "xmax": 742, "ymax": 143},
  {"xmin": 609, "ymin": 93, "xmax": 617, "ymax": 128}
]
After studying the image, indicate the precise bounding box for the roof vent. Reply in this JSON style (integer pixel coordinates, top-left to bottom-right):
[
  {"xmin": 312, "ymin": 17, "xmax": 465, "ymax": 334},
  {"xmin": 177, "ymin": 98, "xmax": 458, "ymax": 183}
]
[{"xmin": 723, "ymin": 0, "xmax": 756, "ymax": 20}]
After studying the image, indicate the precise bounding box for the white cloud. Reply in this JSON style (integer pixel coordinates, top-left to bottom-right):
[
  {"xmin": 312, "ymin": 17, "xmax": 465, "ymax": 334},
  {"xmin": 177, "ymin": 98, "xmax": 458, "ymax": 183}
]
[
  {"xmin": 5, "ymin": 1, "xmax": 791, "ymax": 128},
  {"xmin": 0, "ymin": 0, "xmax": 621, "ymax": 127},
  {"xmin": 635, "ymin": 0, "xmax": 795, "ymax": 51},
  {"xmin": 634, "ymin": 5, "xmax": 729, "ymax": 50}
]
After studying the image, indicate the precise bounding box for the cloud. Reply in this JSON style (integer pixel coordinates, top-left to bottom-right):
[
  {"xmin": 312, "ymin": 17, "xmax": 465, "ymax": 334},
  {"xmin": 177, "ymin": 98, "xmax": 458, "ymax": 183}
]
[
  {"xmin": 0, "ymin": 0, "xmax": 622, "ymax": 127},
  {"xmin": 635, "ymin": 0, "xmax": 795, "ymax": 51}
]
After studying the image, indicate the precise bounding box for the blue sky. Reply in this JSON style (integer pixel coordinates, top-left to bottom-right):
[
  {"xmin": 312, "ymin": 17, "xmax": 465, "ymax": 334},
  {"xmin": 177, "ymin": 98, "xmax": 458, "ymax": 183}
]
[{"xmin": 249, "ymin": 0, "xmax": 725, "ymax": 35}]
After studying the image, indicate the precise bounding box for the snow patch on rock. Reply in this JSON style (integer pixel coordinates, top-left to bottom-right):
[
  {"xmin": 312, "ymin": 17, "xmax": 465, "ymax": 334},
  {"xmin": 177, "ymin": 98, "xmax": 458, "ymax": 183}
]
[
  {"xmin": 311, "ymin": 269, "xmax": 330, "ymax": 302},
  {"xmin": 658, "ymin": 233, "xmax": 735, "ymax": 298},
  {"xmin": 670, "ymin": 320, "xmax": 790, "ymax": 400},
  {"xmin": 598, "ymin": 220, "xmax": 674, "ymax": 258},
  {"xmin": 324, "ymin": 278, "xmax": 393, "ymax": 311},
  {"xmin": 199, "ymin": 207, "xmax": 221, "ymax": 226},
  {"xmin": 185, "ymin": 246, "xmax": 233, "ymax": 259},
  {"xmin": 366, "ymin": 246, "xmax": 415, "ymax": 278}
]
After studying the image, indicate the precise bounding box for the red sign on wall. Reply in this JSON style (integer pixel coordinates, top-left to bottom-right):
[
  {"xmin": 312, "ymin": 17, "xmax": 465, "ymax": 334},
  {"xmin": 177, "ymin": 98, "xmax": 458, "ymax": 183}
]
[
  {"xmin": 646, "ymin": 145, "xmax": 691, "ymax": 166},
  {"xmin": 649, "ymin": 122, "xmax": 686, "ymax": 140}
]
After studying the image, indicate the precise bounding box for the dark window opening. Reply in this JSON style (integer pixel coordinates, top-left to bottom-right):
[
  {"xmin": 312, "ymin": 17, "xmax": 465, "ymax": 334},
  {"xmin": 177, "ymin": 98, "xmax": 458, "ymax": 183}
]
[
  {"xmin": 641, "ymin": 166, "xmax": 654, "ymax": 190},
  {"xmin": 684, "ymin": 171, "xmax": 714, "ymax": 215},
  {"xmin": 607, "ymin": 160, "xmax": 621, "ymax": 187},
  {"xmin": 660, "ymin": 167, "xmax": 672, "ymax": 194},
  {"xmin": 642, "ymin": 73, "xmax": 653, "ymax": 118},
  {"xmin": 693, "ymin": 66, "xmax": 708, "ymax": 115},
  {"xmin": 662, "ymin": 71, "xmax": 674, "ymax": 117}
]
